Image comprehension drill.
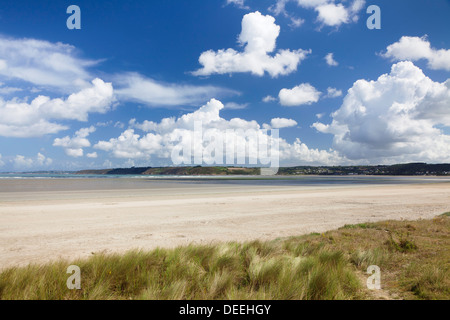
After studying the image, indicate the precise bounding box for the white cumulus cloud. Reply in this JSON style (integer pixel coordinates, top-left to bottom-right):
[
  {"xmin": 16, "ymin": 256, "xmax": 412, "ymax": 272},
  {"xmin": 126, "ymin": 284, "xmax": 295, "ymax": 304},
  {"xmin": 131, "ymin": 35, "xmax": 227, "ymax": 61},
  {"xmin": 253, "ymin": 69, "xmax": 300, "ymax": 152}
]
[
  {"xmin": 13, "ymin": 155, "xmax": 33, "ymax": 168},
  {"xmin": 37, "ymin": 153, "xmax": 53, "ymax": 166},
  {"xmin": 270, "ymin": 118, "xmax": 298, "ymax": 129},
  {"xmin": 279, "ymin": 83, "xmax": 321, "ymax": 106},
  {"xmin": 382, "ymin": 36, "xmax": 450, "ymax": 71},
  {"xmin": 193, "ymin": 11, "xmax": 310, "ymax": 77},
  {"xmin": 13, "ymin": 153, "xmax": 52, "ymax": 169},
  {"xmin": 53, "ymin": 126, "xmax": 96, "ymax": 158},
  {"xmin": 95, "ymin": 98, "xmax": 344, "ymax": 166},
  {"xmin": 262, "ymin": 95, "xmax": 277, "ymax": 103},
  {"xmin": 315, "ymin": 3, "xmax": 349, "ymax": 26},
  {"xmin": 270, "ymin": 0, "xmax": 365, "ymax": 28},
  {"xmin": 326, "ymin": 87, "xmax": 342, "ymax": 98},
  {"xmin": 0, "ymin": 78, "xmax": 114, "ymax": 137},
  {"xmin": 313, "ymin": 61, "xmax": 450, "ymax": 163},
  {"xmin": 325, "ymin": 53, "xmax": 339, "ymax": 66}
]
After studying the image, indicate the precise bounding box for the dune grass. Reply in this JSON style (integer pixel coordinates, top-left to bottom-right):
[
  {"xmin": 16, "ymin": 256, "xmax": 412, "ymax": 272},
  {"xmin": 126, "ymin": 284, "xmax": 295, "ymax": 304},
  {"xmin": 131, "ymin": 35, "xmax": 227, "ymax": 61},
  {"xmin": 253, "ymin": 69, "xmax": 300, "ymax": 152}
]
[{"xmin": 0, "ymin": 215, "xmax": 448, "ymax": 300}]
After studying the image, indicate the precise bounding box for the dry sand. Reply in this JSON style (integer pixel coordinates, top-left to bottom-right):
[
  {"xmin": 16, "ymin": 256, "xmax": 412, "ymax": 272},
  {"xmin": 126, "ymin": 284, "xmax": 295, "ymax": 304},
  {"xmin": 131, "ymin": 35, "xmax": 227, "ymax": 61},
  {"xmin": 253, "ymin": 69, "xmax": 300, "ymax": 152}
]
[{"xmin": 1, "ymin": 179, "xmax": 449, "ymax": 269}]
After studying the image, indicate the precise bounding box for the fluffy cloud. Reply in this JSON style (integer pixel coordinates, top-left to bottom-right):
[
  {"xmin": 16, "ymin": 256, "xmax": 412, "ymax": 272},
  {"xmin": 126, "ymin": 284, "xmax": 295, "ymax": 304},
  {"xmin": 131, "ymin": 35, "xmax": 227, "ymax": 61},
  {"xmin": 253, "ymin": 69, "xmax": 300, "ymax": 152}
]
[
  {"xmin": 279, "ymin": 138, "xmax": 344, "ymax": 165},
  {"xmin": 0, "ymin": 36, "xmax": 96, "ymax": 92},
  {"xmin": 326, "ymin": 87, "xmax": 342, "ymax": 98},
  {"xmin": 193, "ymin": 11, "xmax": 310, "ymax": 77},
  {"xmin": 325, "ymin": 53, "xmax": 338, "ymax": 66},
  {"xmin": 289, "ymin": 17, "xmax": 305, "ymax": 28},
  {"xmin": 313, "ymin": 61, "xmax": 450, "ymax": 163},
  {"xmin": 270, "ymin": 118, "xmax": 298, "ymax": 129},
  {"xmin": 262, "ymin": 95, "xmax": 277, "ymax": 103},
  {"xmin": 13, "ymin": 155, "xmax": 33, "ymax": 168},
  {"xmin": 382, "ymin": 36, "xmax": 450, "ymax": 71},
  {"xmin": 95, "ymin": 129, "xmax": 164, "ymax": 160},
  {"xmin": 36, "ymin": 153, "xmax": 53, "ymax": 166},
  {"xmin": 95, "ymin": 98, "xmax": 343, "ymax": 166},
  {"xmin": 0, "ymin": 154, "xmax": 4, "ymax": 167},
  {"xmin": 315, "ymin": 3, "xmax": 349, "ymax": 26},
  {"xmin": 115, "ymin": 73, "xmax": 237, "ymax": 107},
  {"xmin": 13, "ymin": 153, "xmax": 52, "ymax": 169},
  {"xmin": 0, "ymin": 79, "xmax": 114, "ymax": 137},
  {"xmin": 53, "ymin": 126, "xmax": 96, "ymax": 157},
  {"xmin": 271, "ymin": 0, "xmax": 365, "ymax": 27},
  {"xmin": 279, "ymin": 83, "xmax": 321, "ymax": 106}
]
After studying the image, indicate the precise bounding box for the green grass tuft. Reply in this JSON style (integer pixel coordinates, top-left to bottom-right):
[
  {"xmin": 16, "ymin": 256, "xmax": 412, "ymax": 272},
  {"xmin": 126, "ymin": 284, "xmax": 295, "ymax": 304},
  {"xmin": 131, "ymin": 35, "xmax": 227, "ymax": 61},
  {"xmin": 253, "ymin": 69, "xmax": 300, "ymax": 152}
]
[
  {"xmin": 339, "ymin": 223, "xmax": 377, "ymax": 230},
  {"xmin": 1, "ymin": 213, "xmax": 449, "ymax": 300}
]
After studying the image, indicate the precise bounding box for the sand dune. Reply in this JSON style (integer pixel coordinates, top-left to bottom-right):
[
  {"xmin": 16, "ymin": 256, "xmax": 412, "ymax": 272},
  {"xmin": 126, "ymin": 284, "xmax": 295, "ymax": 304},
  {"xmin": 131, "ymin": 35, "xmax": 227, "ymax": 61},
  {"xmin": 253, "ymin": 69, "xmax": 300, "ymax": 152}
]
[{"xmin": 1, "ymin": 180, "xmax": 449, "ymax": 269}]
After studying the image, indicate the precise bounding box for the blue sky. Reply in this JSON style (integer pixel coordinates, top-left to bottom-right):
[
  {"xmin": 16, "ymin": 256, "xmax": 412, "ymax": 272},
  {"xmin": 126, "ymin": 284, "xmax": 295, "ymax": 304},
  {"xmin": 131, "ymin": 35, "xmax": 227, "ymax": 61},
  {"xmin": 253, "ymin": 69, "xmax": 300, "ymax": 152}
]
[{"xmin": 0, "ymin": 0, "xmax": 449, "ymax": 171}]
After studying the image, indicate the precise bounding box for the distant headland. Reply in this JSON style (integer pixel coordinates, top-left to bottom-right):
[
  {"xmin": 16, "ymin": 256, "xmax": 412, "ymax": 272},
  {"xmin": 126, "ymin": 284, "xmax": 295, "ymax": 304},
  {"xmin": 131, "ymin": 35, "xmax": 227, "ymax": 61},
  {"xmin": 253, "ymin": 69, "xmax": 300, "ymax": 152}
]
[{"xmin": 76, "ymin": 163, "xmax": 450, "ymax": 176}]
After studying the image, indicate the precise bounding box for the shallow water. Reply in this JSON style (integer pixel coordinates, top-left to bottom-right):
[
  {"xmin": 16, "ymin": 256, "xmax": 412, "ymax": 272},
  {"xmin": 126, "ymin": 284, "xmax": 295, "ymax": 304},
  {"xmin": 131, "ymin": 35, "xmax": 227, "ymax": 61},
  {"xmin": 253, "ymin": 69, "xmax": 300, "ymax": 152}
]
[{"xmin": 0, "ymin": 174, "xmax": 449, "ymax": 193}]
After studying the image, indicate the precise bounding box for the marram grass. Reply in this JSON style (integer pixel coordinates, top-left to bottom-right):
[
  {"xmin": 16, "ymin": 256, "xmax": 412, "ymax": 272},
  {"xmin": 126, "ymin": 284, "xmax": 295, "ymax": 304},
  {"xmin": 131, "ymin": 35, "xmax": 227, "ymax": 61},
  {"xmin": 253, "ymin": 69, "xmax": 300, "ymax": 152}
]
[
  {"xmin": 0, "ymin": 215, "xmax": 448, "ymax": 300},
  {"xmin": 0, "ymin": 244, "xmax": 363, "ymax": 300}
]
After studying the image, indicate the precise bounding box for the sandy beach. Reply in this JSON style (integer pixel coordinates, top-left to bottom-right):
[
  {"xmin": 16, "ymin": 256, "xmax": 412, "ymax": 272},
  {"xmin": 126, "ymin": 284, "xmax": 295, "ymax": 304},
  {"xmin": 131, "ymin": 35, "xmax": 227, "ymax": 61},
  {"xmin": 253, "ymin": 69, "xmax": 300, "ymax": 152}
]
[{"xmin": 1, "ymin": 178, "xmax": 449, "ymax": 270}]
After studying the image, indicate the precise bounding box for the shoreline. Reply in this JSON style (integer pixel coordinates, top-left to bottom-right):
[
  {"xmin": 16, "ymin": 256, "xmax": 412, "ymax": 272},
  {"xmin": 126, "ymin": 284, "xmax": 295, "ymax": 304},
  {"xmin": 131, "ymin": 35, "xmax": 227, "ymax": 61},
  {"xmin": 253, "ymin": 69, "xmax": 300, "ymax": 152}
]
[{"xmin": 1, "ymin": 181, "xmax": 450, "ymax": 270}]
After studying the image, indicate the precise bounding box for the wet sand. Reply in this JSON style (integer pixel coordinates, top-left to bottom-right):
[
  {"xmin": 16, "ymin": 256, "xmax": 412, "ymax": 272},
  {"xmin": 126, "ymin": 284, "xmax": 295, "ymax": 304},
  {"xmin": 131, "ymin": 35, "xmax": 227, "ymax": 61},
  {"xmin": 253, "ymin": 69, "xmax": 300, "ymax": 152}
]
[{"xmin": 1, "ymin": 179, "xmax": 449, "ymax": 269}]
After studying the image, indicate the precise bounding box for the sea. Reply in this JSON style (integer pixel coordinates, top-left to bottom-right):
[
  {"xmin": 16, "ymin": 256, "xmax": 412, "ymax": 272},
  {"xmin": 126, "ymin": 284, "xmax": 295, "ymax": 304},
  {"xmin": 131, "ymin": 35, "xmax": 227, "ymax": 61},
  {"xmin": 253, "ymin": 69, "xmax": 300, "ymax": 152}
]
[{"xmin": 0, "ymin": 172, "xmax": 449, "ymax": 189}]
